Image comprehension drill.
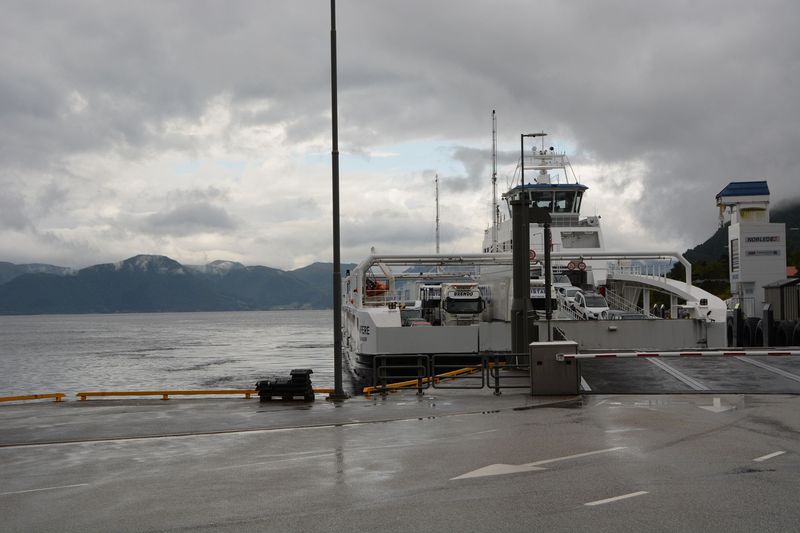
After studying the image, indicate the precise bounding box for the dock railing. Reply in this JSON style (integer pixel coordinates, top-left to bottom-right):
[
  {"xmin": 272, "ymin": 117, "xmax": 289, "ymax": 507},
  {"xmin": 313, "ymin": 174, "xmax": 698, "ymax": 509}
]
[
  {"xmin": 0, "ymin": 393, "xmax": 65, "ymax": 403},
  {"xmin": 76, "ymin": 388, "xmax": 335, "ymax": 401},
  {"xmin": 366, "ymin": 352, "xmax": 530, "ymax": 396}
]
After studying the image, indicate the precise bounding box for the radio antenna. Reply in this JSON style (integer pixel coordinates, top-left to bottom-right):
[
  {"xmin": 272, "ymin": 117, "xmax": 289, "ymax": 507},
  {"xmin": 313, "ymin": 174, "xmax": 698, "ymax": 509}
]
[{"xmin": 435, "ymin": 173, "xmax": 440, "ymax": 254}]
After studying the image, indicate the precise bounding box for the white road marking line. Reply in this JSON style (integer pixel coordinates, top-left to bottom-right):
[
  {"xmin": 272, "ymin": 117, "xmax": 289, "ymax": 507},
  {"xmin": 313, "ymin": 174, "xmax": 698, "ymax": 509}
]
[
  {"xmin": 0, "ymin": 483, "xmax": 88, "ymax": 496},
  {"xmin": 472, "ymin": 429, "xmax": 498, "ymax": 435},
  {"xmin": 585, "ymin": 491, "xmax": 648, "ymax": 507},
  {"xmin": 451, "ymin": 464, "xmax": 546, "ymax": 480},
  {"xmin": 699, "ymin": 397, "xmax": 734, "ymax": 413},
  {"xmin": 605, "ymin": 428, "xmax": 645, "ymax": 434},
  {"xmin": 525, "ymin": 446, "xmax": 627, "ymax": 467},
  {"xmin": 735, "ymin": 356, "xmax": 800, "ymax": 384},
  {"xmin": 216, "ymin": 452, "xmax": 338, "ymax": 469},
  {"xmin": 647, "ymin": 358, "xmax": 710, "ymax": 390},
  {"xmin": 753, "ymin": 451, "xmax": 786, "ymax": 462},
  {"xmin": 451, "ymin": 446, "xmax": 627, "ymax": 481},
  {"xmin": 580, "ymin": 376, "xmax": 592, "ymax": 392}
]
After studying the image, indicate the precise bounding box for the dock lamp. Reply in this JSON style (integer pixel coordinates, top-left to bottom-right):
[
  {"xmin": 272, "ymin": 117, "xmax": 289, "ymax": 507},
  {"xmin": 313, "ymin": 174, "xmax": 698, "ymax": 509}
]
[{"xmin": 329, "ymin": 0, "xmax": 348, "ymax": 400}]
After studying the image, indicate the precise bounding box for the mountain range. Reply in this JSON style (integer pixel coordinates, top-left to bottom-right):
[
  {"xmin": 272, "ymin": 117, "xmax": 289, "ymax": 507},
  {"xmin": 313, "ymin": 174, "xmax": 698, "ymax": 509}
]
[
  {"xmin": 2, "ymin": 199, "xmax": 797, "ymax": 315},
  {"xmin": 0, "ymin": 255, "xmax": 356, "ymax": 315}
]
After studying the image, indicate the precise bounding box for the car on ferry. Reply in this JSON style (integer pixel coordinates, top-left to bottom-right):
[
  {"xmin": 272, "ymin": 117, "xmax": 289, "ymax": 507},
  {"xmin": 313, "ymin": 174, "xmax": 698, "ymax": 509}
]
[
  {"xmin": 557, "ymin": 285, "xmax": 582, "ymax": 308},
  {"xmin": 573, "ymin": 291, "xmax": 610, "ymax": 320}
]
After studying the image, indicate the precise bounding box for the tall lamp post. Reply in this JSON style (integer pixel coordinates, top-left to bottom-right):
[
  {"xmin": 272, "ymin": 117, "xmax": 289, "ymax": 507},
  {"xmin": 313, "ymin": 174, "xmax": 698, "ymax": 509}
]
[{"xmin": 329, "ymin": 0, "xmax": 347, "ymax": 400}]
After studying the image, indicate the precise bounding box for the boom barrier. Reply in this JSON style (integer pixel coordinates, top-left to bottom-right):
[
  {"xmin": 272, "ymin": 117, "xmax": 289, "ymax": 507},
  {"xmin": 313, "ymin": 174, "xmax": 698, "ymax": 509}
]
[{"xmin": 556, "ymin": 350, "xmax": 800, "ymax": 361}]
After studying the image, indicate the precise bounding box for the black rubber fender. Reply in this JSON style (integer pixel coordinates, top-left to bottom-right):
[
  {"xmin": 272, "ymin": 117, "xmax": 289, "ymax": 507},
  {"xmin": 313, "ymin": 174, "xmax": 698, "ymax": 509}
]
[
  {"xmin": 726, "ymin": 316, "xmax": 734, "ymax": 347},
  {"xmin": 754, "ymin": 319, "xmax": 765, "ymax": 347},
  {"xmin": 742, "ymin": 317, "xmax": 760, "ymax": 347},
  {"xmin": 794, "ymin": 322, "xmax": 800, "ymax": 346},
  {"xmin": 775, "ymin": 320, "xmax": 796, "ymax": 347}
]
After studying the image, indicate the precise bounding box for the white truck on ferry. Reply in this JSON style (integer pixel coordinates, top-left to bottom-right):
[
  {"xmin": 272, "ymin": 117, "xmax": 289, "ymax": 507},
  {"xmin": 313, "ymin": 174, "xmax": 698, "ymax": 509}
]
[{"xmin": 418, "ymin": 282, "xmax": 486, "ymax": 326}]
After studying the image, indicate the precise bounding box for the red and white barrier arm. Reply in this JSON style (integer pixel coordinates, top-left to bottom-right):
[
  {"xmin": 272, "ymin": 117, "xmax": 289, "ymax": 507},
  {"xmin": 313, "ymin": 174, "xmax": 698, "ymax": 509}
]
[{"xmin": 556, "ymin": 350, "xmax": 800, "ymax": 361}]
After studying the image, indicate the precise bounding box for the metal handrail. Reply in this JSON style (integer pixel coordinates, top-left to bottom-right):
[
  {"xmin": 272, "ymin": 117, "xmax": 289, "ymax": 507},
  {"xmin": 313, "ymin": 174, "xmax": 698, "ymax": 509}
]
[
  {"xmin": 366, "ymin": 352, "xmax": 531, "ymax": 395},
  {"xmin": 372, "ymin": 354, "xmax": 430, "ymax": 395},
  {"xmin": 603, "ymin": 288, "xmax": 655, "ymax": 318},
  {"xmin": 431, "ymin": 354, "xmax": 485, "ymax": 390},
  {"xmin": 555, "ymin": 291, "xmax": 583, "ymax": 320}
]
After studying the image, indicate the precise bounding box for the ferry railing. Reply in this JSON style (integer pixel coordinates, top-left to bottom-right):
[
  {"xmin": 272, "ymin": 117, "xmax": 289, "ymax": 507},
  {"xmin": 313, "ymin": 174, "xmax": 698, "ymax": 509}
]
[
  {"xmin": 556, "ymin": 292, "xmax": 583, "ymax": 320},
  {"xmin": 607, "ymin": 263, "xmax": 671, "ymax": 283},
  {"xmin": 604, "ymin": 288, "xmax": 656, "ymax": 318}
]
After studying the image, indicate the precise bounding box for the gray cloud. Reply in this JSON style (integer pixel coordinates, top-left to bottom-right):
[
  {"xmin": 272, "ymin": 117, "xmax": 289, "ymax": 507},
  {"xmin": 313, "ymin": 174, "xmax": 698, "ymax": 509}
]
[
  {"xmin": 0, "ymin": 1, "xmax": 798, "ymax": 268},
  {"xmin": 140, "ymin": 203, "xmax": 237, "ymax": 237},
  {"xmin": 0, "ymin": 189, "xmax": 31, "ymax": 231}
]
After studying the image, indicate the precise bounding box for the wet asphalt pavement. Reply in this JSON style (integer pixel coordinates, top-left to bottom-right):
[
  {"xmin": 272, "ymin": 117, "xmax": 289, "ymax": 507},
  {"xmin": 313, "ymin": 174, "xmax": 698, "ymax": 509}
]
[{"xmin": 1, "ymin": 386, "xmax": 799, "ymax": 532}]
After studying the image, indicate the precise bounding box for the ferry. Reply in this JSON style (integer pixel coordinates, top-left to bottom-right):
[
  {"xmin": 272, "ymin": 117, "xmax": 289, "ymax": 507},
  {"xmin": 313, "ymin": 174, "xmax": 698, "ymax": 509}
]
[{"xmin": 341, "ymin": 129, "xmax": 735, "ymax": 391}]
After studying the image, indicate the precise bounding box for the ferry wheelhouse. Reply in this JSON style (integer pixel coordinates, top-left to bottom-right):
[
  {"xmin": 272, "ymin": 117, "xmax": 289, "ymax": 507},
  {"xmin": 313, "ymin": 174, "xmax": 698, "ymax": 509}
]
[{"xmin": 482, "ymin": 144, "xmax": 606, "ymax": 287}]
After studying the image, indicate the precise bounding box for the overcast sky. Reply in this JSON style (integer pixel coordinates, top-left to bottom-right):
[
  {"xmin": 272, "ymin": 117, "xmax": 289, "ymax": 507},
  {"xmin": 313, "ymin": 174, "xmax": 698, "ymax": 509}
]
[{"xmin": 1, "ymin": 1, "xmax": 798, "ymax": 270}]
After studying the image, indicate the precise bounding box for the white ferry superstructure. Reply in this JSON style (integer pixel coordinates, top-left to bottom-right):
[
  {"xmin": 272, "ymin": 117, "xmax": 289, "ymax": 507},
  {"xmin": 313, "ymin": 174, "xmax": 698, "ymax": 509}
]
[{"xmin": 482, "ymin": 143, "xmax": 606, "ymax": 288}]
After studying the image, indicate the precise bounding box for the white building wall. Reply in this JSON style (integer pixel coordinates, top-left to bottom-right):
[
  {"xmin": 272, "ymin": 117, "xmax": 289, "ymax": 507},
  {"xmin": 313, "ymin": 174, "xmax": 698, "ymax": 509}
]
[{"xmin": 729, "ymin": 222, "xmax": 786, "ymax": 315}]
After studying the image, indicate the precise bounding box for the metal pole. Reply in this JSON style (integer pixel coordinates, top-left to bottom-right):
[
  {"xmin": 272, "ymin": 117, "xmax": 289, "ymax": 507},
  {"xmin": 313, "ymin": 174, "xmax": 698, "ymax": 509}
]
[
  {"xmin": 435, "ymin": 174, "xmax": 440, "ymax": 254},
  {"xmin": 521, "ymin": 135, "xmax": 530, "ymax": 351},
  {"xmin": 544, "ymin": 222, "xmax": 552, "ymax": 340},
  {"xmin": 330, "ymin": 0, "xmax": 347, "ymax": 399},
  {"xmin": 491, "ymin": 110, "xmax": 498, "ymax": 251},
  {"xmin": 510, "ymin": 135, "xmax": 531, "ymax": 357}
]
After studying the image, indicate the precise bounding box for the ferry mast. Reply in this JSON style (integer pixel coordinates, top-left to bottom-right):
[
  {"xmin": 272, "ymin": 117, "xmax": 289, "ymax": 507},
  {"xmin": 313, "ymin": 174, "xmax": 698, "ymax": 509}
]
[{"xmin": 435, "ymin": 173, "xmax": 440, "ymax": 253}]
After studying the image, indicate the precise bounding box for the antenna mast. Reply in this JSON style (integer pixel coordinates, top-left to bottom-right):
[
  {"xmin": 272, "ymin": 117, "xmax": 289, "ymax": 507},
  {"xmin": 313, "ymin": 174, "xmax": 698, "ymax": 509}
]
[
  {"xmin": 491, "ymin": 110, "xmax": 498, "ymax": 252},
  {"xmin": 435, "ymin": 173, "xmax": 440, "ymax": 254}
]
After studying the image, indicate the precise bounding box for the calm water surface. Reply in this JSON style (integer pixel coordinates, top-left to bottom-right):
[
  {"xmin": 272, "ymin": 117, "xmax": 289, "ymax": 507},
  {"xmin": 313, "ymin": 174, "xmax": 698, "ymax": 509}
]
[{"xmin": 0, "ymin": 311, "xmax": 344, "ymax": 396}]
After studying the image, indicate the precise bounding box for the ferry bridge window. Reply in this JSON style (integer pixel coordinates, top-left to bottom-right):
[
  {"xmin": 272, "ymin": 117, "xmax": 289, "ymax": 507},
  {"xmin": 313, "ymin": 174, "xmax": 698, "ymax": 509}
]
[
  {"xmin": 554, "ymin": 191, "xmax": 576, "ymax": 213},
  {"xmin": 443, "ymin": 298, "xmax": 484, "ymax": 314},
  {"xmin": 574, "ymin": 192, "xmax": 583, "ymax": 213},
  {"xmin": 532, "ymin": 191, "xmax": 553, "ymax": 210}
]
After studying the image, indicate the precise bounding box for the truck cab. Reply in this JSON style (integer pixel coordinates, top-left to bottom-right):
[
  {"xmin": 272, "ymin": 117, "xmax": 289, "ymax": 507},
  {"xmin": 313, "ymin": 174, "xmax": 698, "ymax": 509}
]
[{"xmin": 418, "ymin": 282, "xmax": 485, "ymax": 325}]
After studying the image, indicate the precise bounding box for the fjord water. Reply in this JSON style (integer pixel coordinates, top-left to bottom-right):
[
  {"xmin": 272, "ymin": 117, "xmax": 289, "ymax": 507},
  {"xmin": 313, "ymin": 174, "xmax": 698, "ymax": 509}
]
[{"xmin": 0, "ymin": 310, "xmax": 340, "ymax": 397}]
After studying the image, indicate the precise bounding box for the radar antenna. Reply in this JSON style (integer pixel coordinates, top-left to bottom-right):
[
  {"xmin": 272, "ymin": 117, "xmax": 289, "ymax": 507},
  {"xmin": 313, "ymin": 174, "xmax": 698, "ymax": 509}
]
[{"xmin": 435, "ymin": 173, "xmax": 440, "ymax": 254}]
